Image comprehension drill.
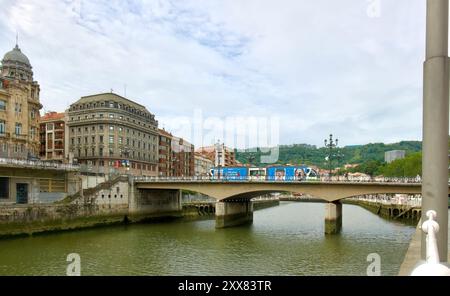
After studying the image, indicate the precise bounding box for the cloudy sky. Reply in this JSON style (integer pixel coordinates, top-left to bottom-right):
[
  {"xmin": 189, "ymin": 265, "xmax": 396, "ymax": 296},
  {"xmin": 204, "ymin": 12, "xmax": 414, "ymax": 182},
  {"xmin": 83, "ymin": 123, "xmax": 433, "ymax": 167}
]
[{"xmin": 0, "ymin": 0, "xmax": 427, "ymax": 148}]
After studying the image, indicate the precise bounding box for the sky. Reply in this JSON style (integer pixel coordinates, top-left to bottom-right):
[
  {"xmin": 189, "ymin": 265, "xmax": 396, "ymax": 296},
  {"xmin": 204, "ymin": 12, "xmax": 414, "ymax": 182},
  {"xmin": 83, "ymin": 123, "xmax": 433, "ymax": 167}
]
[{"xmin": 0, "ymin": 0, "xmax": 428, "ymax": 149}]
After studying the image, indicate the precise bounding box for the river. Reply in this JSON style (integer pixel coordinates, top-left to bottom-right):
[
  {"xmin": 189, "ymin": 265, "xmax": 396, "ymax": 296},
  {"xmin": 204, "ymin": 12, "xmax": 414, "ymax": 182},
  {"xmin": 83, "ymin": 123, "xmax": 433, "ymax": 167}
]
[{"xmin": 0, "ymin": 202, "xmax": 418, "ymax": 275}]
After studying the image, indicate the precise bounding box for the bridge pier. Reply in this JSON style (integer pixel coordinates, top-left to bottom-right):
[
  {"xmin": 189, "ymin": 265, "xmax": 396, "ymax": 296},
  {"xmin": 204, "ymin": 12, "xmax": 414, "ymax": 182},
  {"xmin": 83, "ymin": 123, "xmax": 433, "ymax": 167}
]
[
  {"xmin": 215, "ymin": 200, "xmax": 253, "ymax": 228},
  {"xmin": 129, "ymin": 188, "xmax": 182, "ymax": 219},
  {"xmin": 325, "ymin": 201, "xmax": 342, "ymax": 234}
]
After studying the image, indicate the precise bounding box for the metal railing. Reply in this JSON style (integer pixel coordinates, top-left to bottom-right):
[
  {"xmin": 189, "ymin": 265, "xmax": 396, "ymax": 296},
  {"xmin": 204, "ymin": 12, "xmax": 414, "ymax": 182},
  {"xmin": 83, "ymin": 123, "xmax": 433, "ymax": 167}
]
[
  {"xmin": 0, "ymin": 157, "xmax": 80, "ymax": 171},
  {"xmin": 350, "ymin": 195, "xmax": 422, "ymax": 207},
  {"xmin": 411, "ymin": 211, "xmax": 450, "ymax": 276},
  {"xmin": 133, "ymin": 175, "xmax": 427, "ymax": 184}
]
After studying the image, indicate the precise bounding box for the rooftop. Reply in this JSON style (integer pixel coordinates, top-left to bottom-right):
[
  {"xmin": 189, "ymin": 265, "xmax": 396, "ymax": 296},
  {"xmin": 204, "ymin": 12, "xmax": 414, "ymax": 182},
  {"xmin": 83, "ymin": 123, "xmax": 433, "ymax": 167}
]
[{"xmin": 41, "ymin": 111, "xmax": 65, "ymax": 122}]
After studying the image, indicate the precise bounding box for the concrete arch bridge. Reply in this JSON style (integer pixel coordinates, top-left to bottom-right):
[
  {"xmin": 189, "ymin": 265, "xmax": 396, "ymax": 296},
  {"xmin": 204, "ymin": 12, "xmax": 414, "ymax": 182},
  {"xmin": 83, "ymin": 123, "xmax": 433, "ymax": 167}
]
[{"xmin": 133, "ymin": 180, "xmax": 449, "ymax": 233}]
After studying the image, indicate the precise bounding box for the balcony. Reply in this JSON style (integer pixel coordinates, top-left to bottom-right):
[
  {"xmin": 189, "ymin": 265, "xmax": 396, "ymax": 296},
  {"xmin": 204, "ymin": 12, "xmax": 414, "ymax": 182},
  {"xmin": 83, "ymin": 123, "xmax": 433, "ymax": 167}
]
[{"xmin": 0, "ymin": 132, "xmax": 10, "ymax": 138}]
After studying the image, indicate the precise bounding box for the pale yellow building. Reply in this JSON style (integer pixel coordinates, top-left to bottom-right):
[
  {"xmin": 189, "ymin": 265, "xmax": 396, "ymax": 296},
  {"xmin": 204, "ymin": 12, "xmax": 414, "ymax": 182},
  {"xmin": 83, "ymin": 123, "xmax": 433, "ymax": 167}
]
[{"xmin": 0, "ymin": 43, "xmax": 42, "ymax": 159}]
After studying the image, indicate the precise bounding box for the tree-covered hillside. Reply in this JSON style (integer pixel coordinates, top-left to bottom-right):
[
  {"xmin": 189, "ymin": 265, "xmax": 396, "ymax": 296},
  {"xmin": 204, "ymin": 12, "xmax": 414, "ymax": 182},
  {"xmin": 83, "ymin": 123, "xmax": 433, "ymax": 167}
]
[{"xmin": 236, "ymin": 141, "xmax": 422, "ymax": 168}]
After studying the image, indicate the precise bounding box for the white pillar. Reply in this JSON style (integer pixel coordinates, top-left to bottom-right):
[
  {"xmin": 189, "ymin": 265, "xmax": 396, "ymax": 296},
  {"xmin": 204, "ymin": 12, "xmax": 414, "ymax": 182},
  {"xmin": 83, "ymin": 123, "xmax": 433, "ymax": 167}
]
[{"xmin": 422, "ymin": 0, "xmax": 449, "ymax": 262}]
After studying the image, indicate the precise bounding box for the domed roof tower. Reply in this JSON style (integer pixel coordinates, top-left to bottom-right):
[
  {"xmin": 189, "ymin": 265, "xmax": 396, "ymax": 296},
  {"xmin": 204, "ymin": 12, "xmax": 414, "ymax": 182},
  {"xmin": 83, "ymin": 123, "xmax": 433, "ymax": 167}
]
[{"xmin": 0, "ymin": 42, "xmax": 33, "ymax": 82}]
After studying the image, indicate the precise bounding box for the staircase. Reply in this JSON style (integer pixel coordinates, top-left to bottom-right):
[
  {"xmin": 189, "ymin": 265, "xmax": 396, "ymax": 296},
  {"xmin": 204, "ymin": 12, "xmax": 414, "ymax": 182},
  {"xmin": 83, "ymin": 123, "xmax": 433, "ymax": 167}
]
[{"xmin": 59, "ymin": 175, "xmax": 129, "ymax": 204}]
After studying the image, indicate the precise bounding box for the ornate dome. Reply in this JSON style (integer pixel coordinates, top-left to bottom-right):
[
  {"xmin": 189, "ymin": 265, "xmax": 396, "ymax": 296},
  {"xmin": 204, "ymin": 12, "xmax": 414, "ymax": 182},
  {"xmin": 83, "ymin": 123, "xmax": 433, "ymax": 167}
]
[{"xmin": 2, "ymin": 45, "xmax": 31, "ymax": 67}]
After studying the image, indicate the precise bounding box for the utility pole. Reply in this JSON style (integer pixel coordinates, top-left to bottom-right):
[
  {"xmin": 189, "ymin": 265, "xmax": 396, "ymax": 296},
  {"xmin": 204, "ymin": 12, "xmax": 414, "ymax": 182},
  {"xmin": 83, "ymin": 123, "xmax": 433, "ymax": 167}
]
[{"xmin": 422, "ymin": 0, "xmax": 449, "ymax": 262}]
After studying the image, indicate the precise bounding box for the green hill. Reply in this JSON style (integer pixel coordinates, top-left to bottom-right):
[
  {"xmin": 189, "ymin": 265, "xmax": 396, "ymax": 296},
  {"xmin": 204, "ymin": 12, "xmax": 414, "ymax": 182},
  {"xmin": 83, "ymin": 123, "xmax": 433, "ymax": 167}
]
[{"xmin": 235, "ymin": 141, "xmax": 422, "ymax": 168}]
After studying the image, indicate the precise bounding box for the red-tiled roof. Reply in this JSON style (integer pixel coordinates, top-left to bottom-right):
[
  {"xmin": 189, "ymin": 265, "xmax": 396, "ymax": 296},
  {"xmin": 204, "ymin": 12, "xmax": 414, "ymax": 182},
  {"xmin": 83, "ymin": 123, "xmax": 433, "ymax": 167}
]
[
  {"xmin": 158, "ymin": 128, "xmax": 173, "ymax": 137},
  {"xmin": 41, "ymin": 112, "xmax": 65, "ymax": 122}
]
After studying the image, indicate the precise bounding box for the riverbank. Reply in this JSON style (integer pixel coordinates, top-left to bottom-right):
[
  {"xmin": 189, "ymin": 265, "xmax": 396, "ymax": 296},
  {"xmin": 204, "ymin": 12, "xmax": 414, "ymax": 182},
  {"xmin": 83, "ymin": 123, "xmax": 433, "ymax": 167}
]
[
  {"xmin": 0, "ymin": 203, "xmax": 183, "ymax": 239},
  {"xmin": 0, "ymin": 199, "xmax": 280, "ymax": 239},
  {"xmin": 342, "ymin": 199, "xmax": 421, "ymax": 222}
]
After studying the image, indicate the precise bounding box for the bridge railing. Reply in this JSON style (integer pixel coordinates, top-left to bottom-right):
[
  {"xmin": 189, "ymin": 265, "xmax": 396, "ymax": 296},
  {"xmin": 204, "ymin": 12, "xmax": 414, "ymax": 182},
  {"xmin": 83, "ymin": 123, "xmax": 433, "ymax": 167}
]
[
  {"xmin": 133, "ymin": 175, "xmax": 426, "ymax": 184},
  {"xmin": 351, "ymin": 194, "xmax": 422, "ymax": 207}
]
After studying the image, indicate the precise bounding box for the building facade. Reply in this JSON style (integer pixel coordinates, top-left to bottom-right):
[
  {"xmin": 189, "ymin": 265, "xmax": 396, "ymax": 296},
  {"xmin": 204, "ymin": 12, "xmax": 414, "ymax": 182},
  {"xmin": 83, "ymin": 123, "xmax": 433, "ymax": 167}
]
[
  {"xmin": 67, "ymin": 93, "xmax": 159, "ymax": 176},
  {"xmin": 0, "ymin": 43, "xmax": 42, "ymax": 159},
  {"xmin": 385, "ymin": 150, "xmax": 406, "ymax": 164},
  {"xmin": 194, "ymin": 152, "xmax": 213, "ymax": 177},
  {"xmin": 158, "ymin": 128, "xmax": 173, "ymax": 177},
  {"xmin": 171, "ymin": 136, "xmax": 194, "ymax": 177},
  {"xmin": 39, "ymin": 111, "xmax": 66, "ymax": 162},
  {"xmin": 196, "ymin": 143, "xmax": 237, "ymax": 167}
]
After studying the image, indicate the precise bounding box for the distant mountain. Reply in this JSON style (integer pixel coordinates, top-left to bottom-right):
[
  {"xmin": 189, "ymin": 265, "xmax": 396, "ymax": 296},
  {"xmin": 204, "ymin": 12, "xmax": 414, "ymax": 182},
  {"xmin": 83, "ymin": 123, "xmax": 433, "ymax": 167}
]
[{"xmin": 235, "ymin": 140, "xmax": 422, "ymax": 168}]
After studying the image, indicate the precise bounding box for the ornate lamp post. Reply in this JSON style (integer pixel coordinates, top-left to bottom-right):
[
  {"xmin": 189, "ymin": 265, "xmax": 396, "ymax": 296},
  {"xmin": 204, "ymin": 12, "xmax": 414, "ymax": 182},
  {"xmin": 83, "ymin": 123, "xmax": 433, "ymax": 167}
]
[{"xmin": 324, "ymin": 134, "xmax": 338, "ymax": 178}]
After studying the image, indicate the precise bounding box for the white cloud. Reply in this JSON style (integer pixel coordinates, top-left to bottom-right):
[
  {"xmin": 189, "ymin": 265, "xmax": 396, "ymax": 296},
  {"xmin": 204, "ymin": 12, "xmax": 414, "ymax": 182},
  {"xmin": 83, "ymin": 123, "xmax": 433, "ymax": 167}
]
[{"xmin": 0, "ymin": 0, "xmax": 427, "ymax": 148}]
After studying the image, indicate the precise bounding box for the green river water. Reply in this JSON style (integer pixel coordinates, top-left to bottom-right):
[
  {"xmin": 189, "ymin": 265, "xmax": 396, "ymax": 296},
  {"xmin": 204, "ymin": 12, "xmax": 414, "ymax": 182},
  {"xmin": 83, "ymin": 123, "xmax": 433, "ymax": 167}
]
[{"xmin": 0, "ymin": 202, "xmax": 417, "ymax": 275}]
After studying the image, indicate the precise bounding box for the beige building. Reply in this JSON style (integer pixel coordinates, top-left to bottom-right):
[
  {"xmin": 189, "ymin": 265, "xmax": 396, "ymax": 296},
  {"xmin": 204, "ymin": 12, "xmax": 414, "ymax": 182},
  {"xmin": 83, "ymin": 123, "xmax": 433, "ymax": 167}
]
[
  {"xmin": 194, "ymin": 152, "xmax": 213, "ymax": 177},
  {"xmin": 67, "ymin": 93, "xmax": 159, "ymax": 176},
  {"xmin": 196, "ymin": 143, "xmax": 237, "ymax": 167},
  {"xmin": 39, "ymin": 111, "xmax": 66, "ymax": 162},
  {"xmin": 171, "ymin": 136, "xmax": 195, "ymax": 177},
  {"xmin": 0, "ymin": 43, "xmax": 42, "ymax": 159}
]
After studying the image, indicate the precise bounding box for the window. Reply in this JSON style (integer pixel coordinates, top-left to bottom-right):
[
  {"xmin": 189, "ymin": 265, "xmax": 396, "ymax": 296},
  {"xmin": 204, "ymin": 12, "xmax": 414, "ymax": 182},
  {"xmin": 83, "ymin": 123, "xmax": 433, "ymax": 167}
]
[
  {"xmin": 0, "ymin": 100, "xmax": 7, "ymax": 111},
  {"xmin": 99, "ymin": 125, "xmax": 104, "ymax": 130},
  {"xmin": 14, "ymin": 103, "xmax": 21, "ymax": 113},
  {"xmin": 109, "ymin": 135, "xmax": 114, "ymax": 144},
  {"xmin": 109, "ymin": 102, "xmax": 114, "ymax": 108},
  {"xmin": 85, "ymin": 137, "xmax": 88, "ymax": 143},
  {"xmin": 15, "ymin": 123, "xmax": 22, "ymax": 135},
  {"xmin": 100, "ymin": 135, "xmax": 103, "ymax": 143},
  {"xmin": 77, "ymin": 137, "xmax": 81, "ymax": 144},
  {"xmin": 109, "ymin": 114, "xmax": 114, "ymax": 118},
  {"xmin": 85, "ymin": 127, "xmax": 88, "ymax": 132},
  {"xmin": 92, "ymin": 136, "xmax": 95, "ymax": 143},
  {"xmin": 119, "ymin": 116, "xmax": 123, "ymax": 120},
  {"xmin": 92, "ymin": 126, "xmax": 95, "ymax": 131},
  {"xmin": 85, "ymin": 149, "xmax": 88, "ymax": 156},
  {"xmin": 0, "ymin": 177, "xmax": 8, "ymax": 199},
  {"xmin": 30, "ymin": 109, "xmax": 36, "ymax": 119},
  {"xmin": 91, "ymin": 148, "xmax": 95, "ymax": 156},
  {"xmin": 119, "ymin": 137, "xmax": 123, "ymax": 144},
  {"xmin": 109, "ymin": 126, "xmax": 114, "ymax": 131},
  {"xmin": 0, "ymin": 120, "xmax": 5, "ymax": 134},
  {"xmin": 78, "ymin": 127, "xmax": 81, "ymax": 132},
  {"xmin": 99, "ymin": 148, "xmax": 103, "ymax": 156},
  {"xmin": 118, "ymin": 127, "xmax": 123, "ymax": 132},
  {"xmin": 109, "ymin": 148, "xmax": 113, "ymax": 156},
  {"xmin": 100, "ymin": 114, "xmax": 104, "ymax": 118},
  {"xmin": 71, "ymin": 138, "xmax": 74, "ymax": 145}
]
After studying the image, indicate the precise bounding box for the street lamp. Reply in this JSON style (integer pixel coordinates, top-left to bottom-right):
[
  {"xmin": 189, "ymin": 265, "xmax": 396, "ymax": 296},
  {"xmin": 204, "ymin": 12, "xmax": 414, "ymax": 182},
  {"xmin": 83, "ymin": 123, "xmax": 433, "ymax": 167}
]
[
  {"xmin": 324, "ymin": 134, "xmax": 338, "ymax": 178},
  {"xmin": 216, "ymin": 140, "xmax": 222, "ymax": 180}
]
